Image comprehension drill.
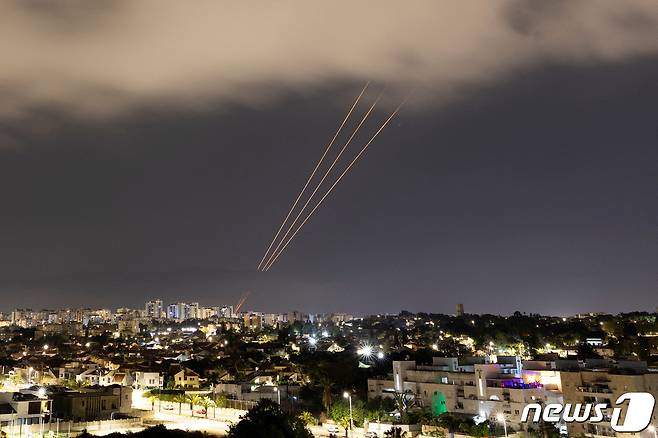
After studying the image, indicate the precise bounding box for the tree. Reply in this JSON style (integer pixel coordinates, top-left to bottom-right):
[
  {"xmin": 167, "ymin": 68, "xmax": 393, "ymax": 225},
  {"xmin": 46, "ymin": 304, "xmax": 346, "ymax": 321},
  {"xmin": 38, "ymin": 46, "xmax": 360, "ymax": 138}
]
[
  {"xmin": 199, "ymin": 396, "xmax": 215, "ymax": 418},
  {"xmin": 329, "ymin": 401, "xmax": 351, "ymax": 435},
  {"xmin": 298, "ymin": 411, "xmax": 317, "ymax": 427},
  {"xmin": 227, "ymin": 399, "xmax": 313, "ymax": 438},
  {"xmin": 10, "ymin": 373, "xmax": 25, "ymax": 386},
  {"xmin": 187, "ymin": 394, "xmax": 203, "ymax": 416},
  {"xmin": 213, "ymin": 391, "xmax": 227, "ymax": 409},
  {"xmin": 329, "ymin": 399, "xmax": 367, "ymax": 437},
  {"xmin": 173, "ymin": 393, "xmax": 187, "ymax": 415},
  {"xmin": 77, "ymin": 425, "xmax": 207, "ymax": 437},
  {"xmin": 435, "ymin": 413, "xmax": 462, "ymax": 438},
  {"xmin": 392, "ymin": 391, "xmax": 416, "ymax": 414}
]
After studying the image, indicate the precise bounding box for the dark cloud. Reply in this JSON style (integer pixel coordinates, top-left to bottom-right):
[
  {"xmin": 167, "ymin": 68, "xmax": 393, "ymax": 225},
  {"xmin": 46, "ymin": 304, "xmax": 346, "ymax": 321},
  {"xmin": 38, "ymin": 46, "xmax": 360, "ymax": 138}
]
[{"xmin": 1, "ymin": 1, "xmax": 657, "ymax": 122}]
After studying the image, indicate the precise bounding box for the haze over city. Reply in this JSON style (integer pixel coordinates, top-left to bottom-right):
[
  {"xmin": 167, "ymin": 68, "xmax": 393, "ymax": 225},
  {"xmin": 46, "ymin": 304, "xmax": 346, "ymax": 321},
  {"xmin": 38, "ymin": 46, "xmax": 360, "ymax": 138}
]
[{"xmin": 1, "ymin": 1, "xmax": 657, "ymax": 315}]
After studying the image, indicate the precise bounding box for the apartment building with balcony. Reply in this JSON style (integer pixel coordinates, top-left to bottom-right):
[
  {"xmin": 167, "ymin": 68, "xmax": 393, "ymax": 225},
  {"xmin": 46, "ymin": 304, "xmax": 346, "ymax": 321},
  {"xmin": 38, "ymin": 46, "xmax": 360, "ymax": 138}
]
[
  {"xmin": 559, "ymin": 360, "xmax": 658, "ymax": 437},
  {"xmin": 368, "ymin": 356, "xmax": 563, "ymax": 432}
]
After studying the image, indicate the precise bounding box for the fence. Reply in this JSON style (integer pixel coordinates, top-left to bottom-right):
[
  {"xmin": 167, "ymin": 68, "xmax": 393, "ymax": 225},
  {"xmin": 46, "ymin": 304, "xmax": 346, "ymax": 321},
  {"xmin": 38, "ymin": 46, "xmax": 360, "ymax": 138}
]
[
  {"xmin": 223, "ymin": 398, "xmax": 257, "ymax": 411},
  {"xmin": 2, "ymin": 417, "xmax": 143, "ymax": 437}
]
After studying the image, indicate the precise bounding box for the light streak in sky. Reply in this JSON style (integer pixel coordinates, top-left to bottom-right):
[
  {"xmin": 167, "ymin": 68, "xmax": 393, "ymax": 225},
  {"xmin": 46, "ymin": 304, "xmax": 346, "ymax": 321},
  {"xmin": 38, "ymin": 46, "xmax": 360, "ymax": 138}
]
[
  {"xmin": 263, "ymin": 99, "xmax": 406, "ymax": 271},
  {"xmin": 260, "ymin": 92, "xmax": 382, "ymax": 271},
  {"xmin": 256, "ymin": 82, "xmax": 369, "ymax": 270}
]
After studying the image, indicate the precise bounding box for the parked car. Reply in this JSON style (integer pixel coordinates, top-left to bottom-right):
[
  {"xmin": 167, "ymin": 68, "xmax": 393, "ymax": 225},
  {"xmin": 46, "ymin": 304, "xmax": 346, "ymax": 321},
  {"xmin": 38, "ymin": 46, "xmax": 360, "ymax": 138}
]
[{"xmin": 325, "ymin": 424, "xmax": 339, "ymax": 433}]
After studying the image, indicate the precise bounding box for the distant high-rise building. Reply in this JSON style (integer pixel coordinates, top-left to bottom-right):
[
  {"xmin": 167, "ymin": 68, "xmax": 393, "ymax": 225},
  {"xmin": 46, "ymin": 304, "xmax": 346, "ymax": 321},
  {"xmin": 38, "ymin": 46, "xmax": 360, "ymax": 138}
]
[
  {"xmin": 145, "ymin": 300, "xmax": 163, "ymax": 319},
  {"xmin": 187, "ymin": 302, "xmax": 200, "ymax": 320},
  {"xmin": 456, "ymin": 303, "xmax": 464, "ymax": 316},
  {"xmin": 243, "ymin": 313, "xmax": 263, "ymax": 330},
  {"xmin": 167, "ymin": 303, "xmax": 183, "ymax": 320}
]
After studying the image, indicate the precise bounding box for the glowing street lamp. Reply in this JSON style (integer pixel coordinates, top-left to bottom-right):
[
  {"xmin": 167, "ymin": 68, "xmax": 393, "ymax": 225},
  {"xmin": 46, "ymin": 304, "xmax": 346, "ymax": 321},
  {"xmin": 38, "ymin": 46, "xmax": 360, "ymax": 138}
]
[
  {"xmin": 273, "ymin": 386, "xmax": 281, "ymax": 404},
  {"xmin": 357, "ymin": 344, "xmax": 373, "ymax": 360},
  {"xmin": 376, "ymin": 351, "xmax": 384, "ymax": 360},
  {"xmin": 496, "ymin": 413, "xmax": 508, "ymax": 437},
  {"xmin": 343, "ymin": 392, "xmax": 353, "ymax": 437}
]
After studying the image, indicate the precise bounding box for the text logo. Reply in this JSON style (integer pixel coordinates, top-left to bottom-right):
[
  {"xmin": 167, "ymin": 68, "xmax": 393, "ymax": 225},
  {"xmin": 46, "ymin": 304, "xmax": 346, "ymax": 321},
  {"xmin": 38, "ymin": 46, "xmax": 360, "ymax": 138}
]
[{"xmin": 521, "ymin": 392, "xmax": 655, "ymax": 432}]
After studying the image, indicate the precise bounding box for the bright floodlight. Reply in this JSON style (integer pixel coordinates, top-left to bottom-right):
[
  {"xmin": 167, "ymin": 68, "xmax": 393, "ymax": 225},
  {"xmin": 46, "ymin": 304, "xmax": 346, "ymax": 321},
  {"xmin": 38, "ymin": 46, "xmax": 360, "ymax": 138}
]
[
  {"xmin": 343, "ymin": 392, "xmax": 350, "ymax": 399},
  {"xmin": 309, "ymin": 337, "xmax": 317, "ymax": 346},
  {"xmin": 377, "ymin": 351, "xmax": 384, "ymax": 359},
  {"xmin": 359, "ymin": 345, "xmax": 373, "ymax": 357},
  {"xmin": 322, "ymin": 330, "xmax": 329, "ymax": 337}
]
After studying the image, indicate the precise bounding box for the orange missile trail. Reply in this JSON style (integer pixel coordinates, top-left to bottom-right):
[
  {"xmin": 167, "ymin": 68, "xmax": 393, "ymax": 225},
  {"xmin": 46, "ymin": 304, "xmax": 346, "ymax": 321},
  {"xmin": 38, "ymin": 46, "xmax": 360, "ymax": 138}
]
[
  {"xmin": 263, "ymin": 100, "xmax": 406, "ymax": 271},
  {"xmin": 260, "ymin": 92, "xmax": 382, "ymax": 271},
  {"xmin": 256, "ymin": 82, "xmax": 370, "ymax": 271}
]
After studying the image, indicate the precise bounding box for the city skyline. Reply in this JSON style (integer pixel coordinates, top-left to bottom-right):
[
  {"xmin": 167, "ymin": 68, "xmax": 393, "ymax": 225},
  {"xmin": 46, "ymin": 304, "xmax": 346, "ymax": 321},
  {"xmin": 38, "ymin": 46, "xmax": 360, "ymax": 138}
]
[{"xmin": 1, "ymin": 2, "xmax": 657, "ymax": 315}]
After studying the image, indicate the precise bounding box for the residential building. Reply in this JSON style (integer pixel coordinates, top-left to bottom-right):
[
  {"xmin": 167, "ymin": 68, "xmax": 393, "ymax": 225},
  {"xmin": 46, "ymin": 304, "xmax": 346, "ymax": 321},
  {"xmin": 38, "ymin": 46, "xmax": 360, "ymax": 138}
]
[
  {"xmin": 145, "ymin": 300, "xmax": 163, "ymax": 319},
  {"xmin": 49, "ymin": 386, "xmax": 132, "ymax": 421},
  {"xmin": 133, "ymin": 372, "xmax": 164, "ymax": 390},
  {"xmin": 0, "ymin": 392, "xmax": 51, "ymax": 427},
  {"xmin": 559, "ymin": 361, "xmax": 658, "ymax": 437},
  {"xmin": 368, "ymin": 357, "xmax": 562, "ymax": 432},
  {"xmin": 173, "ymin": 367, "xmax": 200, "ymax": 389}
]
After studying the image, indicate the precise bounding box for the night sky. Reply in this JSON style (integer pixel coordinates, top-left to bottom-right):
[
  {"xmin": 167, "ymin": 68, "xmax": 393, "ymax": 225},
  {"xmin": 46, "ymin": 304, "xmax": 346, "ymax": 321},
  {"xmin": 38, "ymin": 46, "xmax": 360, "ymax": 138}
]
[{"xmin": 1, "ymin": 2, "xmax": 657, "ymax": 315}]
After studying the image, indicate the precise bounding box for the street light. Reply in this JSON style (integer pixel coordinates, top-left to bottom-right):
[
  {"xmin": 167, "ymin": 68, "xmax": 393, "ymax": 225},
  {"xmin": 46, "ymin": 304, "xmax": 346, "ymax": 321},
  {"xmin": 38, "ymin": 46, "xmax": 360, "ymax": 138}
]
[
  {"xmin": 273, "ymin": 387, "xmax": 281, "ymax": 405},
  {"xmin": 343, "ymin": 392, "xmax": 353, "ymax": 438},
  {"xmin": 496, "ymin": 413, "xmax": 508, "ymax": 437}
]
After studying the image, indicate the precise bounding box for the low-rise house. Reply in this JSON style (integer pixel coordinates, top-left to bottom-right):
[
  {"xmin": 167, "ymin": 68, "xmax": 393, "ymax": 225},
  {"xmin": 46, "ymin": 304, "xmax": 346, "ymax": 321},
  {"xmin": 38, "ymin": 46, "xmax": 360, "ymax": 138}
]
[
  {"xmin": 0, "ymin": 392, "xmax": 51, "ymax": 427},
  {"xmin": 76, "ymin": 368, "xmax": 102, "ymax": 386},
  {"xmin": 100, "ymin": 370, "xmax": 133, "ymax": 387},
  {"xmin": 49, "ymin": 385, "xmax": 132, "ymax": 421},
  {"xmin": 172, "ymin": 367, "xmax": 200, "ymax": 389},
  {"xmin": 133, "ymin": 371, "xmax": 163, "ymax": 389}
]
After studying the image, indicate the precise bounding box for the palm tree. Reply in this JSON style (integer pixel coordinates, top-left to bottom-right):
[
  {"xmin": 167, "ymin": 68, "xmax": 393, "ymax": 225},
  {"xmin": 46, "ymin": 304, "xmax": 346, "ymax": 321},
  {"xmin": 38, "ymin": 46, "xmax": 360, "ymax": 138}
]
[
  {"xmin": 320, "ymin": 377, "xmax": 334, "ymax": 412},
  {"xmin": 173, "ymin": 393, "xmax": 187, "ymax": 415},
  {"xmin": 393, "ymin": 391, "xmax": 416, "ymax": 413},
  {"xmin": 298, "ymin": 411, "xmax": 317, "ymax": 427},
  {"xmin": 197, "ymin": 396, "xmax": 213, "ymax": 418},
  {"xmin": 203, "ymin": 397, "xmax": 216, "ymax": 418},
  {"xmin": 189, "ymin": 394, "xmax": 204, "ymax": 417},
  {"xmin": 148, "ymin": 394, "xmax": 158, "ymax": 411}
]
